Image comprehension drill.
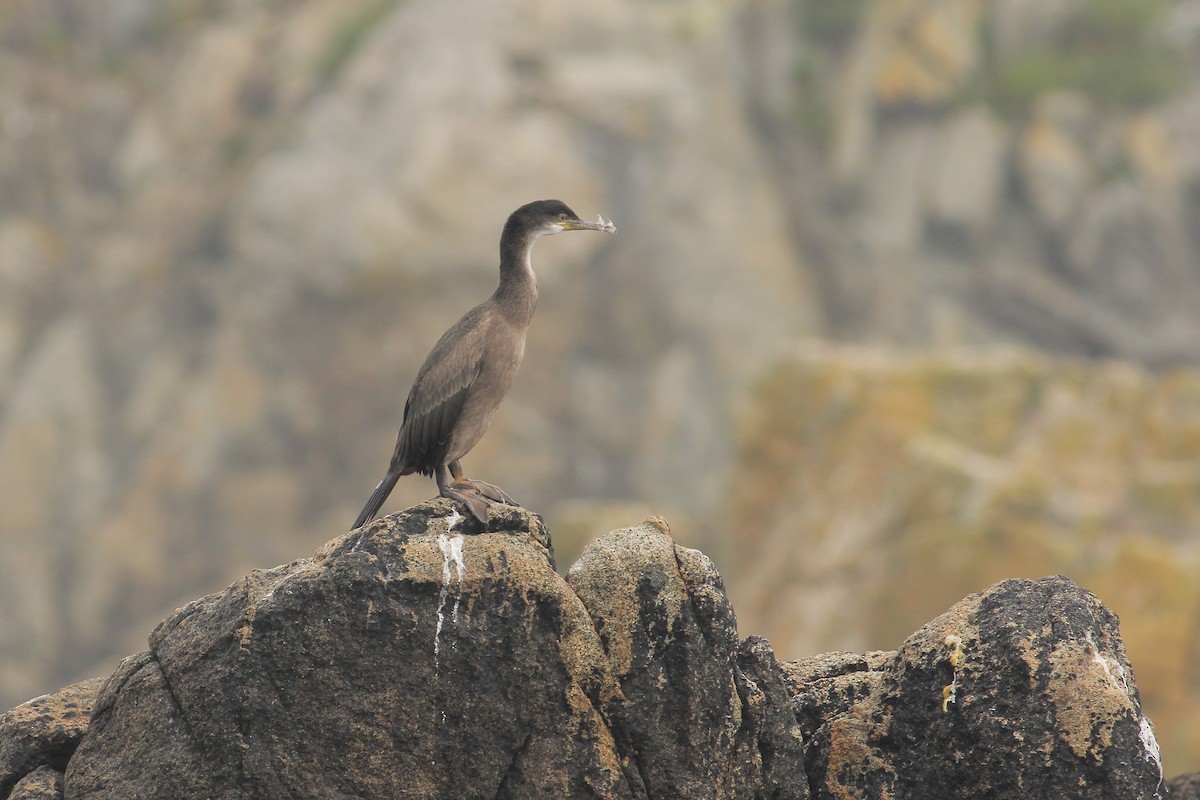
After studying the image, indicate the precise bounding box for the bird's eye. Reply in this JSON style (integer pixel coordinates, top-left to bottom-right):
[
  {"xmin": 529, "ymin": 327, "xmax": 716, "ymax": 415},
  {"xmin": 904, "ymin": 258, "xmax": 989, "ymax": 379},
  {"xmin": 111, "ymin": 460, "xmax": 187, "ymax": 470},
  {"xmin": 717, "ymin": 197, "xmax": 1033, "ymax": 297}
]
[{"xmin": 558, "ymin": 213, "xmax": 568, "ymax": 221}]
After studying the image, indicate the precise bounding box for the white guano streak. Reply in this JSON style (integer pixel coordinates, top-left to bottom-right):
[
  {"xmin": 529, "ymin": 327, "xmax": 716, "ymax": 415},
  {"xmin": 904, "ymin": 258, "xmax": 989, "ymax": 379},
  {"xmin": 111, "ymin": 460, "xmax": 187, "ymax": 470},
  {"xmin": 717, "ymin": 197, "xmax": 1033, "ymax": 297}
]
[
  {"xmin": 1140, "ymin": 715, "xmax": 1165, "ymax": 799},
  {"xmin": 433, "ymin": 533, "xmax": 466, "ymax": 670}
]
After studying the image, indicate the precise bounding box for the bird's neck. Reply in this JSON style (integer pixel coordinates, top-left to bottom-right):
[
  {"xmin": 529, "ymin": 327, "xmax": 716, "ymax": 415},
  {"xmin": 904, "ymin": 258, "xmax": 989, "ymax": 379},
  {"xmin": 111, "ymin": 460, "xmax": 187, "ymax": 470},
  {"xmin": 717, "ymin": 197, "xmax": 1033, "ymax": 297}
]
[{"xmin": 494, "ymin": 230, "xmax": 540, "ymax": 324}]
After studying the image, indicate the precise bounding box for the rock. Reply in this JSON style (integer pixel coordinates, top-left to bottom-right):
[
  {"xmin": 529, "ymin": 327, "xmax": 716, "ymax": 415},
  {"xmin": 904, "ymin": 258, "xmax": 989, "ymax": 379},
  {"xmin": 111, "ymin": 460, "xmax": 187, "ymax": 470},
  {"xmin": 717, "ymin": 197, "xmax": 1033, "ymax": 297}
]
[
  {"xmin": 860, "ymin": 119, "xmax": 934, "ymax": 258},
  {"xmin": 1064, "ymin": 185, "xmax": 1178, "ymax": 327},
  {"xmin": 990, "ymin": 0, "xmax": 1079, "ymax": 61},
  {"xmin": 781, "ymin": 650, "xmax": 891, "ymax": 751},
  {"xmin": 1161, "ymin": 85, "xmax": 1200, "ymax": 183},
  {"xmin": 63, "ymin": 651, "xmax": 229, "ymax": 798},
  {"xmin": 1169, "ymin": 770, "xmax": 1200, "ymax": 800},
  {"xmin": 801, "ymin": 576, "xmax": 1167, "ymax": 800},
  {"xmin": 0, "ymin": 317, "xmax": 107, "ymax": 707},
  {"xmin": 60, "ymin": 503, "xmax": 809, "ymax": 798},
  {"xmin": 875, "ymin": 0, "xmax": 984, "ymax": 107},
  {"xmin": 1018, "ymin": 92, "xmax": 1095, "ymax": 231},
  {"xmin": 0, "ymin": 502, "xmax": 1169, "ymax": 798},
  {"xmin": 733, "ymin": 637, "xmax": 812, "ymax": 800},
  {"xmin": 924, "ymin": 106, "xmax": 1008, "ymax": 240},
  {"xmin": 550, "ymin": 498, "xmax": 665, "ymax": 575},
  {"xmin": 66, "ymin": 500, "xmax": 630, "ymax": 799},
  {"xmin": 567, "ymin": 518, "xmax": 807, "ymax": 798},
  {"xmin": 0, "ymin": 678, "xmax": 102, "ymax": 798},
  {"xmin": 0, "ymin": 217, "xmax": 58, "ymax": 400},
  {"xmin": 1124, "ymin": 115, "xmax": 1177, "ymax": 188},
  {"xmin": 9, "ymin": 765, "xmax": 63, "ymax": 800}
]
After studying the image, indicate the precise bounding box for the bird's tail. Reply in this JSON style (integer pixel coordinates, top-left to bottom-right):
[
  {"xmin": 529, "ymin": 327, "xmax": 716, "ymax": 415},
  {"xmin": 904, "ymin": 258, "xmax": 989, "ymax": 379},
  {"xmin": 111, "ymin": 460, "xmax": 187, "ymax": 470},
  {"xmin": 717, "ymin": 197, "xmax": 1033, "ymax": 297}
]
[{"xmin": 352, "ymin": 471, "xmax": 401, "ymax": 530}]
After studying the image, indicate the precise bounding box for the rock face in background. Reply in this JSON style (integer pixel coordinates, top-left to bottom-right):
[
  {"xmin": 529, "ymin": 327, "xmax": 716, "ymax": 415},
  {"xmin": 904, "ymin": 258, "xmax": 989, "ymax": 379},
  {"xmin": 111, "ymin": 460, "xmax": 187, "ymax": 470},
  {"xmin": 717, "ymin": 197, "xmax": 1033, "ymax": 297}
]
[
  {"xmin": 0, "ymin": 507, "xmax": 1176, "ymax": 798},
  {"xmin": 728, "ymin": 343, "xmax": 1200, "ymax": 772},
  {"xmin": 2, "ymin": 0, "xmax": 1200, "ymax": 778}
]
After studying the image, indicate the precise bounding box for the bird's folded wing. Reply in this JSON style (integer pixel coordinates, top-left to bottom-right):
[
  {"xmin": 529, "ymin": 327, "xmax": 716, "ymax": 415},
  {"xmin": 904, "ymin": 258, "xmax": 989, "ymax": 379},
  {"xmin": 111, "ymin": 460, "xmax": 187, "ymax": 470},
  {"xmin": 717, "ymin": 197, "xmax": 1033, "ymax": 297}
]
[{"xmin": 394, "ymin": 307, "xmax": 489, "ymax": 469}]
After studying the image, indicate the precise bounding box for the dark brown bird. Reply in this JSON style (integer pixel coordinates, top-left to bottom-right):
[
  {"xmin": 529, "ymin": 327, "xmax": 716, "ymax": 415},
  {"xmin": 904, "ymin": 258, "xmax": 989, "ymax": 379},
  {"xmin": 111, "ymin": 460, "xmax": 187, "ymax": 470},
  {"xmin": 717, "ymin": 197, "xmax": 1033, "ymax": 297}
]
[{"xmin": 353, "ymin": 199, "xmax": 616, "ymax": 528}]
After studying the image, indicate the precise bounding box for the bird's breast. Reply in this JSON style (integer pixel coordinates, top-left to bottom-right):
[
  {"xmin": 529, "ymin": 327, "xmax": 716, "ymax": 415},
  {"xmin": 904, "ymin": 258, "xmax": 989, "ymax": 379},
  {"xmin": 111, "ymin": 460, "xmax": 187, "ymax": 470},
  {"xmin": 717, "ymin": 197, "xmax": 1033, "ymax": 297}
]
[{"xmin": 444, "ymin": 323, "xmax": 527, "ymax": 463}]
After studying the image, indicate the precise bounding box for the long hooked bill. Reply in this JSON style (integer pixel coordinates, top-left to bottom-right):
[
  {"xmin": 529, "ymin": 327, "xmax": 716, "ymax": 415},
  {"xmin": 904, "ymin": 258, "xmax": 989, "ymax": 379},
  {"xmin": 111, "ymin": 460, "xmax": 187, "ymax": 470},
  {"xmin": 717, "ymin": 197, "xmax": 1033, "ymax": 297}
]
[{"xmin": 567, "ymin": 214, "xmax": 617, "ymax": 234}]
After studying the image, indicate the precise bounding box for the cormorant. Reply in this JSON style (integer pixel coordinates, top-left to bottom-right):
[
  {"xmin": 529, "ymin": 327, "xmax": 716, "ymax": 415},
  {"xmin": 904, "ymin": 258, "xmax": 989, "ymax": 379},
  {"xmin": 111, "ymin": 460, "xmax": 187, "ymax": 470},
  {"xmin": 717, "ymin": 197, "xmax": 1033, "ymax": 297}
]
[{"xmin": 352, "ymin": 199, "xmax": 616, "ymax": 529}]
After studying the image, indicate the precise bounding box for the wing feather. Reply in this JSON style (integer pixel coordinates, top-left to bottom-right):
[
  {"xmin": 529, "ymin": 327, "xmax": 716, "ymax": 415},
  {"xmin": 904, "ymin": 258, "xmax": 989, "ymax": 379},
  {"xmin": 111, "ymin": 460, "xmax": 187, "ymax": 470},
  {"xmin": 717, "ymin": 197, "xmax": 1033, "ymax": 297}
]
[{"xmin": 386, "ymin": 304, "xmax": 490, "ymax": 477}]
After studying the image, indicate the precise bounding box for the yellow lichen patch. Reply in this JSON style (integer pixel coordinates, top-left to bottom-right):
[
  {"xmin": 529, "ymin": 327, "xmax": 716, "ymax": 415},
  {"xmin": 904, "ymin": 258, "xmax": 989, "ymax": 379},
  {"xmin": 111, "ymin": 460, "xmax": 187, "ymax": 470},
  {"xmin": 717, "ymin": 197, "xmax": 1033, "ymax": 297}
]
[
  {"xmin": 1124, "ymin": 114, "xmax": 1177, "ymax": 187},
  {"xmin": 820, "ymin": 710, "xmax": 897, "ymax": 800},
  {"xmin": 946, "ymin": 635, "xmax": 965, "ymax": 668},
  {"xmin": 1017, "ymin": 628, "xmax": 1051, "ymax": 691},
  {"xmin": 1045, "ymin": 635, "xmax": 1136, "ymax": 759},
  {"xmin": 940, "ymin": 683, "xmax": 955, "ymax": 713},
  {"xmin": 942, "ymin": 634, "xmax": 965, "ymax": 712},
  {"xmin": 874, "ymin": 0, "xmax": 983, "ymax": 107},
  {"xmin": 888, "ymin": 598, "xmax": 980, "ymax": 718}
]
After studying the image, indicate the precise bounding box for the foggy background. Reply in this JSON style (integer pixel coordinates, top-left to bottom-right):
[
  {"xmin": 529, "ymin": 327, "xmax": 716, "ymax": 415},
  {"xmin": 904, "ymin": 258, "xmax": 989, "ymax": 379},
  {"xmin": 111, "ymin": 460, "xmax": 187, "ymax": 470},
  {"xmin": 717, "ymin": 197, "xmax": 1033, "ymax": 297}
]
[{"xmin": 1, "ymin": 0, "xmax": 1198, "ymax": 775}]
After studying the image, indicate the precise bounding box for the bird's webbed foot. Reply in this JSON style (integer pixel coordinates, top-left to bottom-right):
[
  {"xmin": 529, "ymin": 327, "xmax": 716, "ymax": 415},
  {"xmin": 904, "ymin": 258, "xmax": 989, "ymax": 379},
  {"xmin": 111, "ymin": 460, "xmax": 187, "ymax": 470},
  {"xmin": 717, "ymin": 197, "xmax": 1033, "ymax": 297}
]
[
  {"xmin": 461, "ymin": 479, "xmax": 516, "ymax": 506},
  {"xmin": 438, "ymin": 462, "xmax": 519, "ymax": 524},
  {"xmin": 440, "ymin": 481, "xmax": 491, "ymax": 525},
  {"xmin": 438, "ymin": 479, "xmax": 518, "ymax": 525}
]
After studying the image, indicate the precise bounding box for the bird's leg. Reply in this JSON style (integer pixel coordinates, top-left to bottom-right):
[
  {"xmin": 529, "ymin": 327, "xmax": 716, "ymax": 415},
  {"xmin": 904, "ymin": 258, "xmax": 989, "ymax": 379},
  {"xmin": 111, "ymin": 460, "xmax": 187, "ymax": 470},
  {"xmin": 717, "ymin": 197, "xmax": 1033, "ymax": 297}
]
[
  {"xmin": 436, "ymin": 463, "xmax": 489, "ymax": 524},
  {"xmin": 448, "ymin": 460, "xmax": 517, "ymax": 505}
]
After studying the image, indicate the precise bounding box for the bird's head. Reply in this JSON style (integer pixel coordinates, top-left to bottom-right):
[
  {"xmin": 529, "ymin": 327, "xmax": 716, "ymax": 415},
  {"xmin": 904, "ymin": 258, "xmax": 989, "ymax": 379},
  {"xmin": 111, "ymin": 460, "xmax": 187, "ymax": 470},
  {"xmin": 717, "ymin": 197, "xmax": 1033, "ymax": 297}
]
[{"xmin": 506, "ymin": 199, "xmax": 617, "ymax": 239}]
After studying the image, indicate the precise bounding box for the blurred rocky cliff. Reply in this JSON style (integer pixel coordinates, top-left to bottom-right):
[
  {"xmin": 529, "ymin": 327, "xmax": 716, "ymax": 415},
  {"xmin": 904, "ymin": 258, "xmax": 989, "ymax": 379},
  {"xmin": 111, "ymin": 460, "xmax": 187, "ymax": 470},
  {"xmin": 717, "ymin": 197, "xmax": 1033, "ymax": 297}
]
[{"xmin": 2, "ymin": 0, "xmax": 1200, "ymax": 776}]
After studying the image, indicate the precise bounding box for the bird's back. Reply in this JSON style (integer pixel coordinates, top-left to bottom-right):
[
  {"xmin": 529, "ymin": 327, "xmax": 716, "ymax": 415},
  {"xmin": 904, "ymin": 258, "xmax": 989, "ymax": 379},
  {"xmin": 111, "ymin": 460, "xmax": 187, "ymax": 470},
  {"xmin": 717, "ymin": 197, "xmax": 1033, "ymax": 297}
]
[{"xmin": 391, "ymin": 300, "xmax": 519, "ymax": 477}]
